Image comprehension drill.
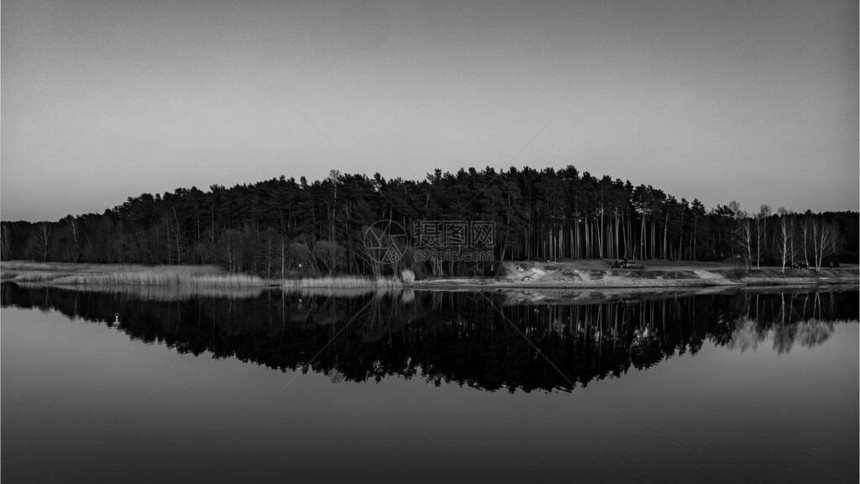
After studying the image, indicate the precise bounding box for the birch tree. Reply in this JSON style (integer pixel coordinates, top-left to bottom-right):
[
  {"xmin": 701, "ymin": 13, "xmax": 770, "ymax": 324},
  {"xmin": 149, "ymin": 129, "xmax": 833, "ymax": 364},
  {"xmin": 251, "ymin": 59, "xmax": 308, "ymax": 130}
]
[
  {"xmin": 34, "ymin": 223, "xmax": 52, "ymax": 262},
  {"xmin": 0, "ymin": 224, "xmax": 11, "ymax": 261},
  {"xmin": 812, "ymin": 220, "xmax": 836, "ymax": 270},
  {"xmin": 775, "ymin": 207, "xmax": 792, "ymax": 272},
  {"xmin": 730, "ymin": 202, "xmax": 753, "ymax": 270}
]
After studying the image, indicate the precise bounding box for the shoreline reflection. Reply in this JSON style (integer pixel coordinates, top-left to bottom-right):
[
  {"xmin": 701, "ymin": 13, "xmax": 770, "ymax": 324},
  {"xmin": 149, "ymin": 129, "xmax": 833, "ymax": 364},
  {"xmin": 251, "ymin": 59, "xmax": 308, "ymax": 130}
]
[{"xmin": 2, "ymin": 283, "xmax": 856, "ymax": 393}]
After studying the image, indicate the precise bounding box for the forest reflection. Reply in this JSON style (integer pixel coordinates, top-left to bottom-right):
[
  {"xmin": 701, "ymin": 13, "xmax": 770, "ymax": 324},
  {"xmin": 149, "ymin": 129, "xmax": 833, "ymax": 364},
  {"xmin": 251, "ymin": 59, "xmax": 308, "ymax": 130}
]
[{"xmin": 2, "ymin": 283, "xmax": 856, "ymax": 393}]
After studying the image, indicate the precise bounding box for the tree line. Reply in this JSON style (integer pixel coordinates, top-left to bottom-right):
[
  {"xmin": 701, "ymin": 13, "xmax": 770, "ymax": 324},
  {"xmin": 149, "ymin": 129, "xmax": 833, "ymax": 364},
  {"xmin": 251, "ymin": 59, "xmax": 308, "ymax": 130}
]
[{"xmin": 1, "ymin": 166, "xmax": 857, "ymax": 276}]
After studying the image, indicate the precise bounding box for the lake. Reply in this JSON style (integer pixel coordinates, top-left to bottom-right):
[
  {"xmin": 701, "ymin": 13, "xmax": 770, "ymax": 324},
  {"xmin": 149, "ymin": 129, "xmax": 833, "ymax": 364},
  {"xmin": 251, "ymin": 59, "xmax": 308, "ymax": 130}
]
[{"xmin": 2, "ymin": 283, "xmax": 858, "ymax": 483}]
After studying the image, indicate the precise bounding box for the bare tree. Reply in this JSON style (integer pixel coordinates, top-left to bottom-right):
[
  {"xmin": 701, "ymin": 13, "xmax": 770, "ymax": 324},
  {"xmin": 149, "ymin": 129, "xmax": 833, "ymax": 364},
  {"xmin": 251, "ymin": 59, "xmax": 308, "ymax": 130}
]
[
  {"xmin": 788, "ymin": 214, "xmax": 795, "ymax": 267},
  {"xmin": 314, "ymin": 240, "xmax": 345, "ymax": 274},
  {"xmin": 280, "ymin": 236, "xmax": 289, "ymax": 280},
  {"xmin": 286, "ymin": 241, "xmax": 316, "ymax": 273},
  {"xmin": 730, "ymin": 203, "xmax": 753, "ymax": 270},
  {"xmin": 775, "ymin": 207, "xmax": 793, "ymax": 273},
  {"xmin": 800, "ymin": 214, "xmax": 810, "ymax": 265},
  {"xmin": 812, "ymin": 219, "xmax": 836, "ymax": 270},
  {"xmin": 66, "ymin": 216, "xmax": 79, "ymax": 262},
  {"xmin": 173, "ymin": 208, "xmax": 182, "ymax": 264},
  {"xmin": 328, "ymin": 169, "xmax": 341, "ymax": 243},
  {"xmin": 0, "ymin": 224, "xmax": 11, "ymax": 260},
  {"xmin": 755, "ymin": 204, "xmax": 771, "ymax": 269},
  {"xmin": 34, "ymin": 223, "xmax": 52, "ymax": 262}
]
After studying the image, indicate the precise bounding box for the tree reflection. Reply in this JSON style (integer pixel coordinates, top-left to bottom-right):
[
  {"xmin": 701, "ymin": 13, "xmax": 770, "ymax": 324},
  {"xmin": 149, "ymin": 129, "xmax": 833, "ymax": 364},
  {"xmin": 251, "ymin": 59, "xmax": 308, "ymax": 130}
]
[{"xmin": 2, "ymin": 283, "xmax": 856, "ymax": 393}]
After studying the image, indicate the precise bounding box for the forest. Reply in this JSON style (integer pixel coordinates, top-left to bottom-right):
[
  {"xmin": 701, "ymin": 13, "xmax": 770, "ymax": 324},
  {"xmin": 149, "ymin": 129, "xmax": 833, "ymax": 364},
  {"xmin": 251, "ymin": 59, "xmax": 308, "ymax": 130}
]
[{"xmin": 1, "ymin": 166, "xmax": 857, "ymax": 278}]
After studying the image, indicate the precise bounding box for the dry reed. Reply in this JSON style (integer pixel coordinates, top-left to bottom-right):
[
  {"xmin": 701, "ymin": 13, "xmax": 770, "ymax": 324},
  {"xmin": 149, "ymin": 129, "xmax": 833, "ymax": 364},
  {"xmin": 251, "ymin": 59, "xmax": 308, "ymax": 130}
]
[
  {"xmin": 1, "ymin": 261, "xmax": 271, "ymax": 287},
  {"xmin": 284, "ymin": 276, "xmax": 403, "ymax": 289}
]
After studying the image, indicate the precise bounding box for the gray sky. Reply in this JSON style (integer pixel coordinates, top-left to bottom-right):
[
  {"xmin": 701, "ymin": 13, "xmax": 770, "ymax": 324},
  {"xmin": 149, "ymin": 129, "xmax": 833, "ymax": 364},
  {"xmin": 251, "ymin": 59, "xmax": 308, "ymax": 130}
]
[{"xmin": 2, "ymin": 0, "xmax": 857, "ymax": 221}]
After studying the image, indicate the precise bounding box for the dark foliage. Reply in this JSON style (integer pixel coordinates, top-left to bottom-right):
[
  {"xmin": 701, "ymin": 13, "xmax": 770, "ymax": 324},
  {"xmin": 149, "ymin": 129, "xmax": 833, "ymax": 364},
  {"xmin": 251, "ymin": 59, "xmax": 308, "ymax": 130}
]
[
  {"xmin": 1, "ymin": 166, "xmax": 857, "ymax": 275},
  {"xmin": 2, "ymin": 284, "xmax": 856, "ymax": 393}
]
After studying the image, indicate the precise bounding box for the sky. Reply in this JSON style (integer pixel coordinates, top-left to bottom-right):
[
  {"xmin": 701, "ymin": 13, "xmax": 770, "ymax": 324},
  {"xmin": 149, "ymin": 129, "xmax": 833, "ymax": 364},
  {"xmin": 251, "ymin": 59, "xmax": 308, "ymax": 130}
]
[{"xmin": 2, "ymin": 0, "xmax": 857, "ymax": 222}]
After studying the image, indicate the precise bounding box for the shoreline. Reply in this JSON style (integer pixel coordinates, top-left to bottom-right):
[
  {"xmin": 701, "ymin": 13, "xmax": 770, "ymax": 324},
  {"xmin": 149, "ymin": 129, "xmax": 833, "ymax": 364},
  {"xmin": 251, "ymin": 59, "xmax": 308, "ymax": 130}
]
[
  {"xmin": 413, "ymin": 260, "xmax": 858, "ymax": 290},
  {"xmin": 412, "ymin": 279, "xmax": 859, "ymax": 290},
  {"xmin": 2, "ymin": 260, "xmax": 857, "ymax": 290}
]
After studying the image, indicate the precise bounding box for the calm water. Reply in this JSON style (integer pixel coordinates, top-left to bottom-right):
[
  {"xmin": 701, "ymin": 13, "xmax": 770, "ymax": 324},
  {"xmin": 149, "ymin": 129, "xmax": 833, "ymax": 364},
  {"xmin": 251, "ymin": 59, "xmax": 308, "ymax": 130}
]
[{"xmin": 2, "ymin": 283, "xmax": 858, "ymax": 483}]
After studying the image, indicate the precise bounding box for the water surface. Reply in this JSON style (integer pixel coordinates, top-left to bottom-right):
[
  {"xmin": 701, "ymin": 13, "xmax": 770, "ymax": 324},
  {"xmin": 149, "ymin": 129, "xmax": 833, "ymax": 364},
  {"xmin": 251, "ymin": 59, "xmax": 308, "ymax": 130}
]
[{"xmin": 2, "ymin": 284, "xmax": 857, "ymax": 483}]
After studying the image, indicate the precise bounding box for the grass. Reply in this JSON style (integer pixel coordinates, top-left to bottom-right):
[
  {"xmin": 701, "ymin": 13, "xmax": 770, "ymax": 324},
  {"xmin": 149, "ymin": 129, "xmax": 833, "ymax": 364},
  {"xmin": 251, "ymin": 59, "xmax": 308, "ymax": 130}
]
[
  {"xmin": 4, "ymin": 259, "xmax": 854, "ymax": 290},
  {"xmin": 1, "ymin": 261, "xmax": 409, "ymax": 289},
  {"xmin": 1, "ymin": 261, "xmax": 271, "ymax": 287},
  {"xmin": 12, "ymin": 282, "xmax": 267, "ymax": 301},
  {"xmin": 45, "ymin": 272, "xmax": 267, "ymax": 286},
  {"xmin": 284, "ymin": 276, "xmax": 404, "ymax": 289},
  {"xmin": 282, "ymin": 286, "xmax": 407, "ymax": 298},
  {"xmin": 283, "ymin": 269, "xmax": 416, "ymax": 289}
]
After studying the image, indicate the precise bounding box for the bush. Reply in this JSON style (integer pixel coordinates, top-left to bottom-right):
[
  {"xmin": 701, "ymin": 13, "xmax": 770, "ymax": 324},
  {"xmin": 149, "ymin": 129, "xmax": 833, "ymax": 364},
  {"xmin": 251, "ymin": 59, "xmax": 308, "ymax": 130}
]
[{"xmin": 400, "ymin": 269, "xmax": 416, "ymax": 285}]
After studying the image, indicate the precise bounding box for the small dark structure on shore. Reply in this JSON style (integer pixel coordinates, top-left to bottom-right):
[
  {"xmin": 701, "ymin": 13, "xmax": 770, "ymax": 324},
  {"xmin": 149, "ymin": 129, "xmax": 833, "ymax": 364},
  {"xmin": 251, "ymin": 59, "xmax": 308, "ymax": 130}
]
[{"xmin": 608, "ymin": 259, "xmax": 642, "ymax": 270}]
